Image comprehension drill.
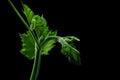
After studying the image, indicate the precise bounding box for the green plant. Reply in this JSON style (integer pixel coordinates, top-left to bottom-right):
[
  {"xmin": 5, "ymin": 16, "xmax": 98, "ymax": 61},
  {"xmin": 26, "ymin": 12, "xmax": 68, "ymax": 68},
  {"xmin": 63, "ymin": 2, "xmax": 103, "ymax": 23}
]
[{"xmin": 8, "ymin": 0, "xmax": 80, "ymax": 80}]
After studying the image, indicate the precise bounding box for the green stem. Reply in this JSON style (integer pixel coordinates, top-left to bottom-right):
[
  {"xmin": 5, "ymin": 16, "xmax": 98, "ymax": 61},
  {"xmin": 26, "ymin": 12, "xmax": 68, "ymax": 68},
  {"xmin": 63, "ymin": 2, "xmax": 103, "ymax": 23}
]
[
  {"xmin": 30, "ymin": 37, "xmax": 58, "ymax": 80},
  {"xmin": 8, "ymin": 0, "xmax": 42, "ymax": 79},
  {"xmin": 8, "ymin": 0, "xmax": 39, "ymax": 48},
  {"xmin": 30, "ymin": 43, "xmax": 42, "ymax": 80}
]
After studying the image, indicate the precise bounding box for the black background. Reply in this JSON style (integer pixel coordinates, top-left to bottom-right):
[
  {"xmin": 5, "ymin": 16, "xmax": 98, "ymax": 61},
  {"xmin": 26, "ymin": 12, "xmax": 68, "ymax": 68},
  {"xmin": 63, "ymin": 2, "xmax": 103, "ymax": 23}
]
[{"xmin": 1, "ymin": 0, "xmax": 113, "ymax": 80}]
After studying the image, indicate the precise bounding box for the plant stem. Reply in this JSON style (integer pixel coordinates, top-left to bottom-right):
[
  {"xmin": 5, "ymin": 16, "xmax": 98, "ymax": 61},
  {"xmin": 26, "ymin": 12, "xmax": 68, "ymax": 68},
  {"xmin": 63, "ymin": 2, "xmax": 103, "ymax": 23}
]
[
  {"xmin": 30, "ymin": 37, "xmax": 58, "ymax": 80},
  {"xmin": 30, "ymin": 43, "xmax": 42, "ymax": 80},
  {"xmin": 8, "ymin": 0, "xmax": 39, "ymax": 48}
]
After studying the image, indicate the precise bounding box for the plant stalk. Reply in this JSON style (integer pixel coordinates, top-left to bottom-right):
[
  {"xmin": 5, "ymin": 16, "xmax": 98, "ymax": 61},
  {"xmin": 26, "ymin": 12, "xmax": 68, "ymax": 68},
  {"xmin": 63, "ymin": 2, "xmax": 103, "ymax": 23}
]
[
  {"xmin": 30, "ymin": 43, "xmax": 42, "ymax": 80},
  {"xmin": 8, "ymin": 0, "xmax": 39, "ymax": 48}
]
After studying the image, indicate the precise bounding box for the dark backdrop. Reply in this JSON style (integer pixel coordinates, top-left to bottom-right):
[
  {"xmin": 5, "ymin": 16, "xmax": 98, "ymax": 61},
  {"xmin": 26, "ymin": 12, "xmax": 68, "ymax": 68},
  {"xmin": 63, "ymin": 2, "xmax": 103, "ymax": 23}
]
[{"xmin": 1, "ymin": 0, "xmax": 111, "ymax": 80}]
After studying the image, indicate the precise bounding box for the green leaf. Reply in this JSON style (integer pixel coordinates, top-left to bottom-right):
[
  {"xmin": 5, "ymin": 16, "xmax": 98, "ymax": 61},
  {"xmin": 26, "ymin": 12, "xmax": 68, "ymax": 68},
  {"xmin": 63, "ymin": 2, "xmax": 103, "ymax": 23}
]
[
  {"xmin": 22, "ymin": 3, "xmax": 35, "ymax": 25},
  {"xmin": 41, "ymin": 39, "xmax": 56, "ymax": 55},
  {"xmin": 58, "ymin": 37, "xmax": 80, "ymax": 64},
  {"xmin": 19, "ymin": 32, "xmax": 35, "ymax": 59},
  {"xmin": 31, "ymin": 15, "xmax": 47, "ymax": 28},
  {"xmin": 22, "ymin": 4, "xmax": 49, "ymax": 38},
  {"xmin": 40, "ymin": 30, "xmax": 58, "ymax": 55}
]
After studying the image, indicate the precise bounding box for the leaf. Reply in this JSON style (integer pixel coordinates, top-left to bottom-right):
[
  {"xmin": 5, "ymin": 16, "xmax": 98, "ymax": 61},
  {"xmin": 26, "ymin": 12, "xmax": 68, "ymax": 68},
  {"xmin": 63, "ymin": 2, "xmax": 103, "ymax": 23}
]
[
  {"xmin": 22, "ymin": 4, "xmax": 49, "ymax": 37},
  {"xmin": 58, "ymin": 37, "xmax": 80, "ymax": 64},
  {"xmin": 40, "ymin": 30, "xmax": 58, "ymax": 55},
  {"xmin": 41, "ymin": 39, "xmax": 56, "ymax": 55},
  {"xmin": 31, "ymin": 15, "xmax": 47, "ymax": 28},
  {"xmin": 22, "ymin": 3, "xmax": 35, "ymax": 25},
  {"xmin": 19, "ymin": 32, "xmax": 35, "ymax": 59}
]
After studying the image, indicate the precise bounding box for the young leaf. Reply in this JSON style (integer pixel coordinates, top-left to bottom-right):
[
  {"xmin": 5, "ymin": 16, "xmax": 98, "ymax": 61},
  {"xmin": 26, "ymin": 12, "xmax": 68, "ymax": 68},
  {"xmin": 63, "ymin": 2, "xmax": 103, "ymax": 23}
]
[
  {"xmin": 41, "ymin": 39, "xmax": 56, "ymax": 55},
  {"xmin": 19, "ymin": 32, "xmax": 35, "ymax": 59},
  {"xmin": 58, "ymin": 37, "xmax": 80, "ymax": 64},
  {"xmin": 22, "ymin": 3, "xmax": 35, "ymax": 25}
]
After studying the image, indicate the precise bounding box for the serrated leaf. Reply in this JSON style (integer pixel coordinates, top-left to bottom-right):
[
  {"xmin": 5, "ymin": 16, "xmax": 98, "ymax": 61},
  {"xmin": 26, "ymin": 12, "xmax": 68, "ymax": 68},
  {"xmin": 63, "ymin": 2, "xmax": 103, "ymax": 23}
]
[
  {"xmin": 40, "ymin": 30, "xmax": 57, "ymax": 55},
  {"xmin": 31, "ymin": 15, "xmax": 47, "ymax": 27},
  {"xmin": 22, "ymin": 3, "xmax": 34, "ymax": 25},
  {"xmin": 41, "ymin": 39, "xmax": 56, "ymax": 55},
  {"xmin": 19, "ymin": 32, "xmax": 35, "ymax": 59},
  {"xmin": 58, "ymin": 37, "xmax": 80, "ymax": 64}
]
